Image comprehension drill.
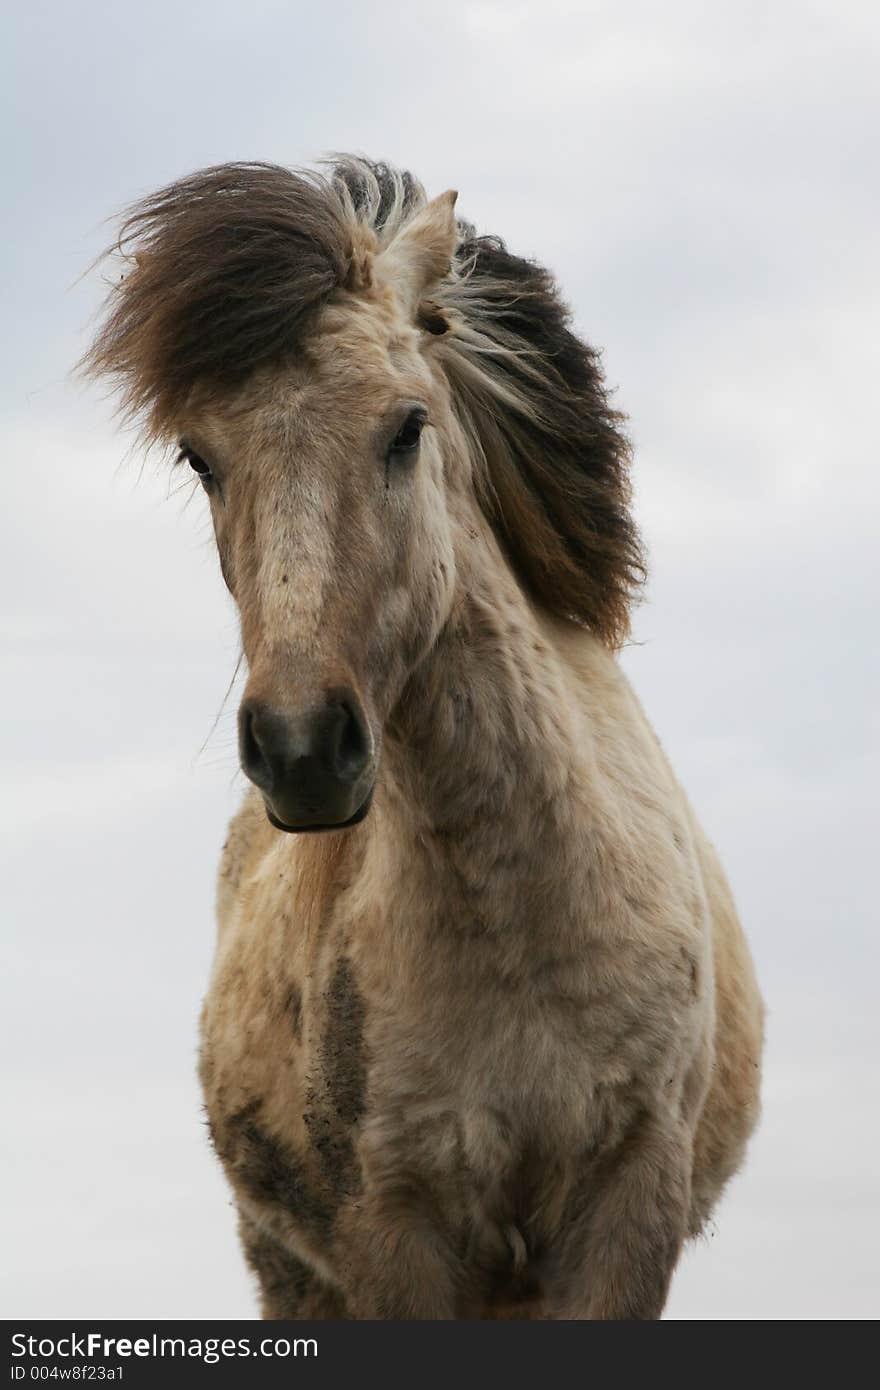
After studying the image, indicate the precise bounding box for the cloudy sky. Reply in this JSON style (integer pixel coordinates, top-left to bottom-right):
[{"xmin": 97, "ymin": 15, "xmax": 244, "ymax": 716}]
[{"xmin": 3, "ymin": 0, "xmax": 878, "ymax": 1319}]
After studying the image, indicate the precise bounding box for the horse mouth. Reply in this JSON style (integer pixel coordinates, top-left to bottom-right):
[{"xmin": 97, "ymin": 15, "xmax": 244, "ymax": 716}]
[{"xmin": 264, "ymin": 785, "xmax": 374, "ymax": 835}]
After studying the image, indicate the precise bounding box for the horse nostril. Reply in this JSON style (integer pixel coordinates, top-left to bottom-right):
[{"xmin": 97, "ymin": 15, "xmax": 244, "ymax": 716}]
[
  {"xmin": 239, "ymin": 700, "xmax": 274, "ymax": 793},
  {"xmin": 328, "ymin": 694, "xmax": 371, "ymax": 782}
]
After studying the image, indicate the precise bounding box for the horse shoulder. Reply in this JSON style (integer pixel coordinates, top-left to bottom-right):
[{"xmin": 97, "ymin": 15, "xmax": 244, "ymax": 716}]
[
  {"xmin": 688, "ymin": 828, "xmax": 764, "ymax": 1227},
  {"xmin": 216, "ymin": 788, "xmax": 276, "ymax": 936}
]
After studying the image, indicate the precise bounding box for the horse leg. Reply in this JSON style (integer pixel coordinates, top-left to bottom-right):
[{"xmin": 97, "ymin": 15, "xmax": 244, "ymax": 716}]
[
  {"xmin": 546, "ymin": 1115, "xmax": 691, "ymax": 1321},
  {"xmin": 336, "ymin": 1183, "xmax": 460, "ymax": 1319},
  {"xmin": 238, "ymin": 1212, "xmax": 348, "ymax": 1319}
]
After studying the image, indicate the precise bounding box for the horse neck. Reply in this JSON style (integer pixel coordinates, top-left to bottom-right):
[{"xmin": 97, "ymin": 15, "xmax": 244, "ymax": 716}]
[{"xmin": 378, "ymin": 513, "xmax": 598, "ymax": 933}]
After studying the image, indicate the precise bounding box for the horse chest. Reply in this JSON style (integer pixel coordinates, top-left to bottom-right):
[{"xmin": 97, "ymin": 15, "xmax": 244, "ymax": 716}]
[
  {"xmin": 202, "ymin": 848, "xmax": 706, "ymax": 1287},
  {"xmin": 356, "ymin": 930, "xmax": 698, "ymax": 1216}
]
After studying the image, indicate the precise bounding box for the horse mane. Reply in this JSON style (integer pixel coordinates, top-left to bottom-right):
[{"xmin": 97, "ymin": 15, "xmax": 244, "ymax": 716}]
[{"xmin": 83, "ymin": 157, "xmax": 644, "ymax": 646}]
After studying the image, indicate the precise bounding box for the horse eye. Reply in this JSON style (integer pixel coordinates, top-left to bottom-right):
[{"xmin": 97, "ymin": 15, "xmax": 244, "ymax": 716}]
[
  {"xmin": 177, "ymin": 443, "xmax": 213, "ymax": 483},
  {"xmin": 389, "ymin": 412, "xmax": 426, "ymax": 458}
]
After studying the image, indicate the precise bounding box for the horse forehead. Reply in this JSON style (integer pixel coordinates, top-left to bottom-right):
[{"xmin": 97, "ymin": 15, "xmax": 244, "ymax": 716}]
[
  {"xmin": 207, "ymin": 300, "xmax": 430, "ymax": 456},
  {"xmin": 311, "ymin": 291, "xmax": 425, "ymax": 384},
  {"xmin": 264, "ymin": 354, "xmax": 431, "ymax": 460}
]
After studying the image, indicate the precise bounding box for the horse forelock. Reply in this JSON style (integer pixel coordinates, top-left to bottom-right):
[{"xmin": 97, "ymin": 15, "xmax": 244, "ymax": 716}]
[{"xmin": 83, "ymin": 155, "xmax": 644, "ymax": 646}]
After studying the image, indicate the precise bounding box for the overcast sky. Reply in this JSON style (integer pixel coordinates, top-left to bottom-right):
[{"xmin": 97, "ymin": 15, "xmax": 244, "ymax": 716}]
[{"xmin": 2, "ymin": 0, "xmax": 878, "ymax": 1319}]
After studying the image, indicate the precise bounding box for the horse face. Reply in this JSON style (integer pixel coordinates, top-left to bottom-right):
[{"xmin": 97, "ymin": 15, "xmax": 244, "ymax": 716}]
[{"xmin": 181, "ymin": 297, "xmax": 457, "ymax": 833}]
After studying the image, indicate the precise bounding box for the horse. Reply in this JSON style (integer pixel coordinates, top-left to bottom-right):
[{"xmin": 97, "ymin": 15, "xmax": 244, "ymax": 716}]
[{"xmin": 84, "ymin": 158, "xmax": 764, "ymax": 1319}]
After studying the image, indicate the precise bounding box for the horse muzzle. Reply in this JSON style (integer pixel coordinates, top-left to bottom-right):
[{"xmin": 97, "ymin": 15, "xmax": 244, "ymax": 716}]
[{"xmin": 238, "ymin": 688, "xmax": 376, "ymax": 832}]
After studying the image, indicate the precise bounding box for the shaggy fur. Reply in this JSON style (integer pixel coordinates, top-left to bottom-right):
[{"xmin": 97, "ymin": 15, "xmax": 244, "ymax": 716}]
[
  {"xmin": 84, "ymin": 159, "xmax": 642, "ymax": 646},
  {"xmin": 85, "ymin": 156, "xmax": 763, "ymax": 1319}
]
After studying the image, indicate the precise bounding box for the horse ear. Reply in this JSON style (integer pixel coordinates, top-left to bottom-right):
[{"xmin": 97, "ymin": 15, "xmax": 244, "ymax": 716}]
[{"xmin": 378, "ymin": 190, "xmax": 458, "ymax": 314}]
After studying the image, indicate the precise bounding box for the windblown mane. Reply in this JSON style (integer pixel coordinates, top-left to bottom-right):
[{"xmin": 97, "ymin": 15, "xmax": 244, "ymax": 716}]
[{"xmin": 83, "ymin": 157, "xmax": 644, "ymax": 645}]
